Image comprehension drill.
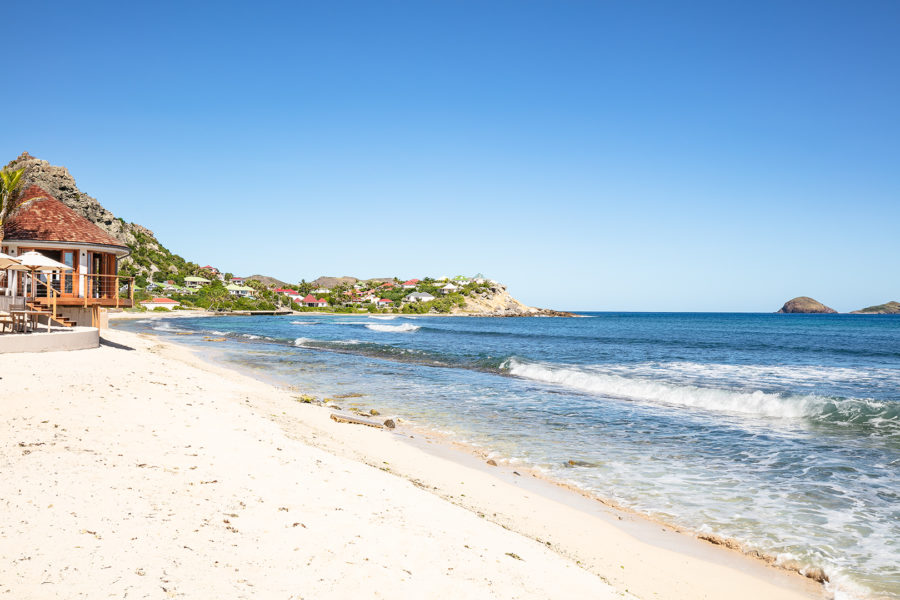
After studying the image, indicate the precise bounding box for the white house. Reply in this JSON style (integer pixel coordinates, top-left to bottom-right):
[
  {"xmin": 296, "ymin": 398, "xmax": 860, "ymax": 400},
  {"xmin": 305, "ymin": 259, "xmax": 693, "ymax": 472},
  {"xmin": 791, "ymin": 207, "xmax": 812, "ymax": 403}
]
[
  {"xmin": 184, "ymin": 276, "xmax": 211, "ymax": 289},
  {"xmin": 301, "ymin": 294, "xmax": 329, "ymax": 308},
  {"xmin": 440, "ymin": 283, "xmax": 459, "ymax": 294},
  {"xmin": 226, "ymin": 283, "xmax": 255, "ymax": 298},
  {"xmin": 404, "ymin": 292, "xmax": 435, "ymax": 303},
  {"xmin": 140, "ymin": 297, "xmax": 180, "ymax": 310}
]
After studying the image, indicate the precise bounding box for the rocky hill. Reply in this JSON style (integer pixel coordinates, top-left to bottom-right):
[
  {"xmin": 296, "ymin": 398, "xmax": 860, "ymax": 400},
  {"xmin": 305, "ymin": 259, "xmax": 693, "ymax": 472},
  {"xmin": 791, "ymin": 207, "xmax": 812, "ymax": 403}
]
[
  {"xmin": 5, "ymin": 152, "xmax": 203, "ymax": 285},
  {"xmin": 246, "ymin": 274, "xmax": 290, "ymax": 288},
  {"xmin": 777, "ymin": 297, "xmax": 837, "ymax": 314},
  {"xmin": 850, "ymin": 301, "xmax": 900, "ymax": 314}
]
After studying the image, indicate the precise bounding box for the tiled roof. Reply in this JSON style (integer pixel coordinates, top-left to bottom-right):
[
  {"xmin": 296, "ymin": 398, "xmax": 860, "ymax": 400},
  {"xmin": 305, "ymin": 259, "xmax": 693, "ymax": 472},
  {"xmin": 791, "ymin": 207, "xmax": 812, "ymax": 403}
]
[
  {"xmin": 143, "ymin": 297, "xmax": 179, "ymax": 303},
  {"xmin": 3, "ymin": 186, "xmax": 127, "ymax": 248}
]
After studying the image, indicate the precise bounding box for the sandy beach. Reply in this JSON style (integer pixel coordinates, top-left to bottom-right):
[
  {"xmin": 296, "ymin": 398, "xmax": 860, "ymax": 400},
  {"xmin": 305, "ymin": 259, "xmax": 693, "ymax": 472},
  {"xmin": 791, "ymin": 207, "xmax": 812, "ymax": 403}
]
[{"xmin": 0, "ymin": 322, "xmax": 826, "ymax": 599}]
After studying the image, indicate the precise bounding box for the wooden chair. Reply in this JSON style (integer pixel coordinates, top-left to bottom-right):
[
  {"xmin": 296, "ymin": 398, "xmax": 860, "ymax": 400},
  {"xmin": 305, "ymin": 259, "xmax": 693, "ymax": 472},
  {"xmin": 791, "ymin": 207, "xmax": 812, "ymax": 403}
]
[{"xmin": 0, "ymin": 311, "xmax": 12, "ymax": 333}]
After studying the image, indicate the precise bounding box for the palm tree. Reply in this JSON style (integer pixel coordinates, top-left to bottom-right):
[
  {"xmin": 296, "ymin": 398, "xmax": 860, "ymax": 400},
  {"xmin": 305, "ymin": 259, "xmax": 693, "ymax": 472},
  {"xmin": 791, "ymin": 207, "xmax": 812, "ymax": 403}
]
[{"xmin": 0, "ymin": 167, "xmax": 28, "ymax": 245}]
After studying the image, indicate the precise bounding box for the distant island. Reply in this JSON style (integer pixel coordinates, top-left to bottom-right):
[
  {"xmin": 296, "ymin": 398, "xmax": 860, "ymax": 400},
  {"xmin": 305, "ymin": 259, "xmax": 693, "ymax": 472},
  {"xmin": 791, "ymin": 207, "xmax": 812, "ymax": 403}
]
[
  {"xmin": 777, "ymin": 296, "xmax": 900, "ymax": 314},
  {"xmin": 850, "ymin": 301, "xmax": 900, "ymax": 315},
  {"xmin": 777, "ymin": 297, "xmax": 837, "ymax": 314}
]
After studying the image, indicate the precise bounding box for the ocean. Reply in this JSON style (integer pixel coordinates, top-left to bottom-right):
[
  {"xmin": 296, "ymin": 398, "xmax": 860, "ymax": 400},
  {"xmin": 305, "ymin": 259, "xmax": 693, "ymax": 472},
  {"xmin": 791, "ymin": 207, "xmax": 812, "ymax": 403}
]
[{"xmin": 115, "ymin": 312, "xmax": 900, "ymax": 599}]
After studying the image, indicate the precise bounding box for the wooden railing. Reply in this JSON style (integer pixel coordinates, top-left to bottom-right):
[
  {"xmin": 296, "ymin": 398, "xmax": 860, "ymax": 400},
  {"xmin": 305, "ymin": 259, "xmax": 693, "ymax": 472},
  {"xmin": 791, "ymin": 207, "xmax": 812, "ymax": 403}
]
[{"xmin": 81, "ymin": 274, "xmax": 135, "ymax": 307}]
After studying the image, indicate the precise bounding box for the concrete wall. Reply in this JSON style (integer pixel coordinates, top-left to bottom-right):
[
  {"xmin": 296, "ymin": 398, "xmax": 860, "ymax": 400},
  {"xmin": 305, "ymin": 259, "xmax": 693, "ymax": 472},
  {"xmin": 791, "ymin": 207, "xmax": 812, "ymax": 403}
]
[
  {"xmin": 56, "ymin": 307, "xmax": 109, "ymax": 328},
  {"xmin": 0, "ymin": 326, "xmax": 99, "ymax": 354}
]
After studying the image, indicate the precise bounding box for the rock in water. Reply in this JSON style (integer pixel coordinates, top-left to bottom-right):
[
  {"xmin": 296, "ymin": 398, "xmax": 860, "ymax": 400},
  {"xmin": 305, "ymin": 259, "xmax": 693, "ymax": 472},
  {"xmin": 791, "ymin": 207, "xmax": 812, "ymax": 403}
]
[{"xmin": 777, "ymin": 297, "xmax": 837, "ymax": 314}]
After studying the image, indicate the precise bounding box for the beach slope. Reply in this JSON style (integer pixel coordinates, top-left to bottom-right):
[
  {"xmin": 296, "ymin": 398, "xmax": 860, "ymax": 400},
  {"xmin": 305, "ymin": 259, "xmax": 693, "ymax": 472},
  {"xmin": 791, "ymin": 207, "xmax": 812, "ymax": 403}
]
[{"xmin": 0, "ymin": 328, "xmax": 821, "ymax": 599}]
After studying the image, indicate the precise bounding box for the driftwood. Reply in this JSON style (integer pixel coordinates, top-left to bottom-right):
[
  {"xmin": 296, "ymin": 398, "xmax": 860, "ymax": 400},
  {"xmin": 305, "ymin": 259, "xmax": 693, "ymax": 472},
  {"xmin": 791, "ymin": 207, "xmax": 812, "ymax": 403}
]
[{"xmin": 329, "ymin": 412, "xmax": 385, "ymax": 429}]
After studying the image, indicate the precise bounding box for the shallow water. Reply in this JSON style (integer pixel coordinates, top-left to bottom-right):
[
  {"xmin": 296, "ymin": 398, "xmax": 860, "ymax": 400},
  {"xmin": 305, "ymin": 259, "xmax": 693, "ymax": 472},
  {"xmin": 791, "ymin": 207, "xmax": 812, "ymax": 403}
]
[{"xmin": 117, "ymin": 312, "xmax": 900, "ymax": 599}]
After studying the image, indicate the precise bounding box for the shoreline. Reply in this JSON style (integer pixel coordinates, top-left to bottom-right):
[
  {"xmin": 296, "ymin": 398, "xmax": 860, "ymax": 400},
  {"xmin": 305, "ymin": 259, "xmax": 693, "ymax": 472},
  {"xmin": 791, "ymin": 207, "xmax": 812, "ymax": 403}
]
[
  {"xmin": 109, "ymin": 315, "xmax": 826, "ymax": 599},
  {"xmin": 191, "ymin": 340, "xmax": 832, "ymax": 592}
]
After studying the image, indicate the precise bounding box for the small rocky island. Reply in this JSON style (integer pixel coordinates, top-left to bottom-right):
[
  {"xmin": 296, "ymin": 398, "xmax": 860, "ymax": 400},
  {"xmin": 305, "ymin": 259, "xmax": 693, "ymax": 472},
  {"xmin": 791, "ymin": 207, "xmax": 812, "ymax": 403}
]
[
  {"xmin": 851, "ymin": 301, "xmax": 900, "ymax": 314},
  {"xmin": 777, "ymin": 297, "xmax": 837, "ymax": 314}
]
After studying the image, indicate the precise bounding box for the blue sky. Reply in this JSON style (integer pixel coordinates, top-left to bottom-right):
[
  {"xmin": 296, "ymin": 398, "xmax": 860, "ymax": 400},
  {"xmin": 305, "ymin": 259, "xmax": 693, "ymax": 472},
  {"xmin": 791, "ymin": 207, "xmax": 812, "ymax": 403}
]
[{"xmin": 4, "ymin": 1, "xmax": 898, "ymax": 311}]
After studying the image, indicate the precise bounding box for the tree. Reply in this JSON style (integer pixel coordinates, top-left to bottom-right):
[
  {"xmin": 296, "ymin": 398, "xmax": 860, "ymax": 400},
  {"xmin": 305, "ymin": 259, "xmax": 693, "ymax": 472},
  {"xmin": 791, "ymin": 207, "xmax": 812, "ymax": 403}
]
[{"xmin": 0, "ymin": 167, "xmax": 28, "ymax": 244}]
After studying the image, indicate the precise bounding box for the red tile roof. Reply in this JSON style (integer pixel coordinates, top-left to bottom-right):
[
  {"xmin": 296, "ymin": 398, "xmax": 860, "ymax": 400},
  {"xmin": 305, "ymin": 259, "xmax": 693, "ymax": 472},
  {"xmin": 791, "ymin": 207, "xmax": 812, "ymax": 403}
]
[
  {"xmin": 403, "ymin": 279, "xmax": 419, "ymax": 285},
  {"xmin": 3, "ymin": 186, "xmax": 127, "ymax": 249},
  {"xmin": 144, "ymin": 297, "xmax": 179, "ymax": 304}
]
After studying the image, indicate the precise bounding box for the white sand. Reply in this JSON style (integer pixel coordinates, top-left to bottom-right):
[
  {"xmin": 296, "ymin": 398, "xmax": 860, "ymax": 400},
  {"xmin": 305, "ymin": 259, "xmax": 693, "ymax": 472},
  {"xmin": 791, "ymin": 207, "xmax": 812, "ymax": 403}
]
[{"xmin": 0, "ymin": 327, "xmax": 824, "ymax": 599}]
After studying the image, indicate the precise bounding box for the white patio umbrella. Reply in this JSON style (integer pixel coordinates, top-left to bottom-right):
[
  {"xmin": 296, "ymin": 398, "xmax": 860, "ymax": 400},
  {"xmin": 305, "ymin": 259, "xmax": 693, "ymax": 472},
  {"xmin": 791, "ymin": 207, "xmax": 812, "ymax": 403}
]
[
  {"xmin": 0, "ymin": 252, "xmax": 22, "ymax": 270},
  {"xmin": 15, "ymin": 251, "xmax": 72, "ymax": 300}
]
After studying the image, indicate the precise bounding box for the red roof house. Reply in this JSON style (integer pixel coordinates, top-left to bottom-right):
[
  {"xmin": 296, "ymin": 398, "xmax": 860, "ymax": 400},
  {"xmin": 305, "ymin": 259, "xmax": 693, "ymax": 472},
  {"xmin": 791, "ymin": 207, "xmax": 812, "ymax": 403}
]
[{"xmin": 2, "ymin": 185, "xmax": 134, "ymax": 317}]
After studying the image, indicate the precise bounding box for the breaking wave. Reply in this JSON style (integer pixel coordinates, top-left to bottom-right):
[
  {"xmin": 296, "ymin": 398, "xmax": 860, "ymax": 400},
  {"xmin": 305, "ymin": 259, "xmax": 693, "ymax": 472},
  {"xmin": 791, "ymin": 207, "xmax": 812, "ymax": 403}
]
[
  {"xmin": 504, "ymin": 359, "xmax": 900, "ymax": 433},
  {"xmin": 369, "ymin": 315, "xmax": 397, "ymax": 320},
  {"xmin": 365, "ymin": 323, "xmax": 421, "ymax": 333}
]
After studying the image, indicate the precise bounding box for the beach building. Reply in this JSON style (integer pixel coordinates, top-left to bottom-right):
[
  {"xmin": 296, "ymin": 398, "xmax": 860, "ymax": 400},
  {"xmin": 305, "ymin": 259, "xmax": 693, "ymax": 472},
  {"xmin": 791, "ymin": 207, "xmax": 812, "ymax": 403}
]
[
  {"xmin": 140, "ymin": 297, "xmax": 180, "ymax": 310},
  {"xmin": 1, "ymin": 185, "xmax": 133, "ymax": 327},
  {"xmin": 301, "ymin": 294, "xmax": 328, "ymax": 308},
  {"xmin": 440, "ymin": 283, "xmax": 459, "ymax": 294},
  {"xmin": 226, "ymin": 283, "xmax": 255, "ymax": 298},
  {"xmin": 184, "ymin": 276, "xmax": 211, "ymax": 289},
  {"xmin": 376, "ymin": 298, "xmax": 393, "ymax": 308},
  {"xmin": 229, "ymin": 276, "xmax": 246, "ymax": 284},
  {"xmin": 403, "ymin": 292, "xmax": 435, "ymax": 303},
  {"xmin": 312, "ymin": 288, "xmax": 330, "ymax": 295},
  {"xmin": 402, "ymin": 279, "xmax": 420, "ymax": 289}
]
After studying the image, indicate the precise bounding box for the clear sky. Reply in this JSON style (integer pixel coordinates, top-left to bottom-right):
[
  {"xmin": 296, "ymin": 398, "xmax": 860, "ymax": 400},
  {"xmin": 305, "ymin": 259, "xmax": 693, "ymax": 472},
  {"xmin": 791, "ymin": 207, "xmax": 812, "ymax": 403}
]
[{"xmin": 3, "ymin": 1, "xmax": 898, "ymax": 311}]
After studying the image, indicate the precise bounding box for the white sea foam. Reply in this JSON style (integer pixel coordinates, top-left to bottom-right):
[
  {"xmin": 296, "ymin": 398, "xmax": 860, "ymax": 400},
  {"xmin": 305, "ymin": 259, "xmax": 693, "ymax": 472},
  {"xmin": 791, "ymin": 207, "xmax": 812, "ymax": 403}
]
[
  {"xmin": 369, "ymin": 315, "xmax": 397, "ymax": 320},
  {"xmin": 293, "ymin": 337, "xmax": 310, "ymax": 347},
  {"xmin": 291, "ymin": 320, "xmax": 316, "ymax": 325},
  {"xmin": 365, "ymin": 323, "xmax": 421, "ymax": 333},
  {"xmin": 504, "ymin": 359, "xmax": 888, "ymax": 422}
]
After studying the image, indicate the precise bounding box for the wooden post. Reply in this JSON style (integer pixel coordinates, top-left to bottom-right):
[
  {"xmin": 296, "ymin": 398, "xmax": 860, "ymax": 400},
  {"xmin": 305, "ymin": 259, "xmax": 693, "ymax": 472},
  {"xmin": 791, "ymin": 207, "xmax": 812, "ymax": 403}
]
[
  {"xmin": 115, "ymin": 276, "xmax": 120, "ymax": 308},
  {"xmin": 130, "ymin": 278, "xmax": 135, "ymax": 306}
]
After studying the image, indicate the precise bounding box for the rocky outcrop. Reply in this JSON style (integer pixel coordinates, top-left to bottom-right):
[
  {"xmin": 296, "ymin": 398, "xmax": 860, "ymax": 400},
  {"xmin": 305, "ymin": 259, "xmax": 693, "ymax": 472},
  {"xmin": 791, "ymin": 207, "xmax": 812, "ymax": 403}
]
[
  {"xmin": 456, "ymin": 284, "xmax": 575, "ymax": 317},
  {"xmin": 850, "ymin": 301, "xmax": 900, "ymax": 315},
  {"xmin": 777, "ymin": 297, "xmax": 837, "ymax": 314},
  {"xmin": 5, "ymin": 152, "xmax": 149, "ymax": 245},
  {"xmin": 5, "ymin": 152, "xmax": 191, "ymax": 282}
]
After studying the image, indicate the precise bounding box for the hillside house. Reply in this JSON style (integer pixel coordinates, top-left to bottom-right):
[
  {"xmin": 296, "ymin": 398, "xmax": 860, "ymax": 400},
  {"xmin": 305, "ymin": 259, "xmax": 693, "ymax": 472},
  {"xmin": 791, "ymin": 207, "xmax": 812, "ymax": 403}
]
[
  {"xmin": 226, "ymin": 283, "xmax": 255, "ymax": 298},
  {"xmin": 184, "ymin": 276, "xmax": 211, "ymax": 289},
  {"xmin": 202, "ymin": 265, "xmax": 224, "ymax": 281},
  {"xmin": 402, "ymin": 279, "xmax": 420, "ymax": 289},
  {"xmin": 404, "ymin": 292, "xmax": 435, "ymax": 303}
]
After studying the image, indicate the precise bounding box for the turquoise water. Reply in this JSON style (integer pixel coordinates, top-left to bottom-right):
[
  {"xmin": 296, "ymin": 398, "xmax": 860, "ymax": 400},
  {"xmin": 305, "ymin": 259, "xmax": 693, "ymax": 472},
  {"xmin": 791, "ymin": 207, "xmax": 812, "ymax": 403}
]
[{"xmin": 116, "ymin": 312, "xmax": 900, "ymax": 599}]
